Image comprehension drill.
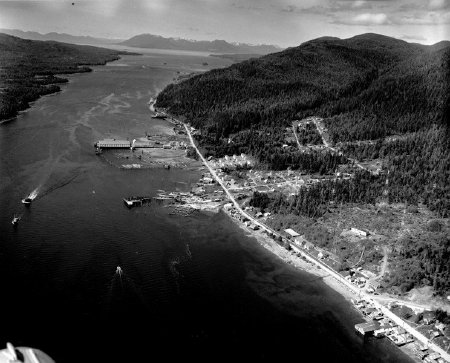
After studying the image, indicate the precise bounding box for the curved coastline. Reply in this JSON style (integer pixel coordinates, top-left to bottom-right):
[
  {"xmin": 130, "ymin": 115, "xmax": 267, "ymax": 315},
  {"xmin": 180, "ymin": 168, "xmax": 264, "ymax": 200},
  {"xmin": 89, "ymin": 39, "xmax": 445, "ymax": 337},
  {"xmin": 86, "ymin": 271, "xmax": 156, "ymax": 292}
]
[{"xmin": 0, "ymin": 58, "xmax": 122, "ymax": 125}]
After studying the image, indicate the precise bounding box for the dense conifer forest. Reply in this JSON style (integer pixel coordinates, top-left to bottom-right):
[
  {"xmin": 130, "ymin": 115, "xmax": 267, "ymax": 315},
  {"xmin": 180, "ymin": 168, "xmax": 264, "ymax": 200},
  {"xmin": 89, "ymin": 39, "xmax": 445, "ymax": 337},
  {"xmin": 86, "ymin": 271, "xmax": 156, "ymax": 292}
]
[{"xmin": 0, "ymin": 34, "xmax": 133, "ymax": 120}]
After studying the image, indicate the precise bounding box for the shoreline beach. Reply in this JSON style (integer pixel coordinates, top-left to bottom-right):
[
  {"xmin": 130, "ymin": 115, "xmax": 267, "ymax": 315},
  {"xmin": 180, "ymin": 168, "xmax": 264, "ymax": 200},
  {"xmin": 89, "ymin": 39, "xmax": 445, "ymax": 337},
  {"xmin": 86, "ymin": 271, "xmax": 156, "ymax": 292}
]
[
  {"xmin": 224, "ymin": 209, "xmax": 422, "ymax": 363},
  {"xmin": 226, "ymin": 209, "xmax": 359, "ymax": 302}
]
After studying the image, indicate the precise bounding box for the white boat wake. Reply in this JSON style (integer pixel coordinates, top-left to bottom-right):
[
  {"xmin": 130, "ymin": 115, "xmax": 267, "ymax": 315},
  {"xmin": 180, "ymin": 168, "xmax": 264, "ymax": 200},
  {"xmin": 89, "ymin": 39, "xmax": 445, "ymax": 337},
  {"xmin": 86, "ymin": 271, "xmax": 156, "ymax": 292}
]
[{"xmin": 28, "ymin": 188, "xmax": 39, "ymax": 200}]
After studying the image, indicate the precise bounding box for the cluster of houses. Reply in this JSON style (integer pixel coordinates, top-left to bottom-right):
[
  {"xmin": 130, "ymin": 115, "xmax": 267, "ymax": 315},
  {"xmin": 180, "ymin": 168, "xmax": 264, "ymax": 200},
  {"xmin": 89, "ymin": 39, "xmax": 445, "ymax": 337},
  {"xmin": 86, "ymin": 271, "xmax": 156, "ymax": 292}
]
[
  {"xmin": 284, "ymin": 228, "xmax": 335, "ymax": 260},
  {"xmin": 342, "ymin": 270, "xmax": 369, "ymax": 288},
  {"xmin": 225, "ymin": 204, "xmax": 273, "ymax": 232},
  {"xmin": 198, "ymin": 172, "xmax": 215, "ymax": 185},
  {"xmin": 207, "ymin": 151, "xmax": 351, "ymax": 197},
  {"xmin": 416, "ymin": 311, "xmax": 450, "ymax": 360},
  {"xmin": 243, "ymin": 206, "xmax": 271, "ymax": 219},
  {"xmin": 353, "ymin": 300, "xmax": 449, "ymax": 362},
  {"xmin": 224, "ymin": 203, "xmax": 250, "ymax": 224},
  {"xmin": 222, "ymin": 193, "xmax": 450, "ymax": 363},
  {"xmin": 354, "ymin": 299, "xmax": 415, "ymax": 343},
  {"xmin": 190, "ymin": 172, "xmax": 223, "ymax": 198},
  {"xmin": 208, "ymin": 153, "xmax": 253, "ymax": 171},
  {"xmin": 162, "ymin": 140, "xmax": 187, "ymax": 150}
]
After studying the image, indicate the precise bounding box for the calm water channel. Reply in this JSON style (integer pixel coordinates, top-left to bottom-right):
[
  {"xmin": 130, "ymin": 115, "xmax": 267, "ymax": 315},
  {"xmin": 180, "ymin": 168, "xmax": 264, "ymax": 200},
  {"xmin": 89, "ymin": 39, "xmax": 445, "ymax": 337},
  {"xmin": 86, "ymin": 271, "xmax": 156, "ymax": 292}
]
[{"xmin": 0, "ymin": 48, "xmax": 414, "ymax": 363}]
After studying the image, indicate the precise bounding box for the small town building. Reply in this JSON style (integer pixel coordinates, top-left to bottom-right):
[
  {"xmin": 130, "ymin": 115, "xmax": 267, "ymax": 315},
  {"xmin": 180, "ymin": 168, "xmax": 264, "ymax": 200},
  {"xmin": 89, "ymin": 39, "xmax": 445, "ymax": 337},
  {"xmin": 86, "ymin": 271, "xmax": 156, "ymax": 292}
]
[
  {"xmin": 355, "ymin": 321, "xmax": 380, "ymax": 335},
  {"xmin": 284, "ymin": 228, "xmax": 300, "ymax": 238},
  {"xmin": 294, "ymin": 235, "xmax": 306, "ymax": 246},
  {"xmin": 435, "ymin": 322, "xmax": 446, "ymax": 334},
  {"xmin": 351, "ymin": 228, "xmax": 368, "ymax": 237},
  {"xmin": 224, "ymin": 203, "xmax": 233, "ymax": 210},
  {"xmin": 423, "ymin": 311, "xmax": 436, "ymax": 325},
  {"xmin": 431, "ymin": 331, "xmax": 441, "ymax": 338},
  {"xmin": 426, "ymin": 353, "xmax": 442, "ymax": 362}
]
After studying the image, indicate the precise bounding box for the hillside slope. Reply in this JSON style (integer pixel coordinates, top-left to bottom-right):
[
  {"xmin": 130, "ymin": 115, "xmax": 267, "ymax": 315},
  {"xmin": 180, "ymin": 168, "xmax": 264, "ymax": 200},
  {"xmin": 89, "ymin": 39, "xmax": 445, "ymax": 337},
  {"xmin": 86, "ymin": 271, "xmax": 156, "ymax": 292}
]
[
  {"xmin": 156, "ymin": 33, "xmax": 450, "ymax": 217},
  {"xmin": 157, "ymin": 33, "xmax": 448, "ymax": 140},
  {"xmin": 0, "ymin": 34, "xmax": 131, "ymax": 121}
]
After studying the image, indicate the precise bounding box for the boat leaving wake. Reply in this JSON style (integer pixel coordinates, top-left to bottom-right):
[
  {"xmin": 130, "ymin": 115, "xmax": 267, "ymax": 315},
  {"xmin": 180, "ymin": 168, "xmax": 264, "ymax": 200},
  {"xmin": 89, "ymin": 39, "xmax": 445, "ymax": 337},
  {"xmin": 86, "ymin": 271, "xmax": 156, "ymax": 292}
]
[
  {"xmin": 22, "ymin": 187, "xmax": 39, "ymax": 205},
  {"xmin": 37, "ymin": 170, "xmax": 84, "ymax": 200}
]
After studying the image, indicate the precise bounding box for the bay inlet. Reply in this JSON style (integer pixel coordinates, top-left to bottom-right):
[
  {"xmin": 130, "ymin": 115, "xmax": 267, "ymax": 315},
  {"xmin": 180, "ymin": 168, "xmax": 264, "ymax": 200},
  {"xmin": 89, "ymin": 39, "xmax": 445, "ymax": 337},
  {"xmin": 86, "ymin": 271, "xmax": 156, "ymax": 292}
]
[{"xmin": 0, "ymin": 49, "xmax": 414, "ymax": 363}]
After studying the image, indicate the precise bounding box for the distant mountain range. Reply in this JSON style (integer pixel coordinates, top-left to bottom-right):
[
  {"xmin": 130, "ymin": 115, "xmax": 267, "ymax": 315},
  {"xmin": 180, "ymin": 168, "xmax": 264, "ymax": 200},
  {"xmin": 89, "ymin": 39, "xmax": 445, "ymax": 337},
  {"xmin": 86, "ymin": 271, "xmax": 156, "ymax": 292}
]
[
  {"xmin": 0, "ymin": 29, "xmax": 123, "ymax": 45},
  {"xmin": 0, "ymin": 29, "xmax": 282, "ymax": 54},
  {"xmin": 120, "ymin": 34, "xmax": 282, "ymax": 54}
]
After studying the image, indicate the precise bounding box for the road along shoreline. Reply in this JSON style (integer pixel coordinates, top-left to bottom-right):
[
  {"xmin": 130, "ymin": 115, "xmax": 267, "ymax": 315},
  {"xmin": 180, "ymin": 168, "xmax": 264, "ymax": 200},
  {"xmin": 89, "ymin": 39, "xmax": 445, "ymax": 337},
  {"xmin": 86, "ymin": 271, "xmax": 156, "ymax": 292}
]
[{"xmin": 162, "ymin": 113, "xmax": 450, "ymax": 363}]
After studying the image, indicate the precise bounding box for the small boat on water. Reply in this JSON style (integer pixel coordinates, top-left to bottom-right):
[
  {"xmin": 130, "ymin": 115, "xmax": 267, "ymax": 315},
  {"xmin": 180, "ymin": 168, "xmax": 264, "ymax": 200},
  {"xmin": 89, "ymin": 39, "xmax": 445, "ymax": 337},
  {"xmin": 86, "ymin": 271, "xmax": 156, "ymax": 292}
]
[
  {"xmin": 21, "ymin": 197, "xmax": 32, "ymax": 205},
  {"xmin": 116, "ymin": 266, "xmax": 122, "ymax": 275},
  {"xmin": 12, "ymin": 215, "xmax": 20, "ymax": 225}
]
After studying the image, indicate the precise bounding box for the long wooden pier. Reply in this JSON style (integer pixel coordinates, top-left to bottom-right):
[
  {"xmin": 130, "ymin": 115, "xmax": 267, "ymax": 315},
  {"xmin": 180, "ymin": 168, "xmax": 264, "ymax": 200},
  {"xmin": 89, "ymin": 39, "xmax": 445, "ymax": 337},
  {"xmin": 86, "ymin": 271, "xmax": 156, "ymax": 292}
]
[{"xmin": 95, "ymin": 139, "xmax": 131, "ymax": 149}]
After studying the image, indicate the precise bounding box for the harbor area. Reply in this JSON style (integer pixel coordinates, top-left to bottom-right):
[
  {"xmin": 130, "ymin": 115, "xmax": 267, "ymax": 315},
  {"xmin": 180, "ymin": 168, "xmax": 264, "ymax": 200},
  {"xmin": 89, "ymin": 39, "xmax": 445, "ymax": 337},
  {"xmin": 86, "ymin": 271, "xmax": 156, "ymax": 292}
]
[
  {"xmin": 94, "ymin": 119, "xmax": 201, "ymax": 169},
  {"xmin": 122, "ymin": 170, "xmax": 228, "ymax": 215}
]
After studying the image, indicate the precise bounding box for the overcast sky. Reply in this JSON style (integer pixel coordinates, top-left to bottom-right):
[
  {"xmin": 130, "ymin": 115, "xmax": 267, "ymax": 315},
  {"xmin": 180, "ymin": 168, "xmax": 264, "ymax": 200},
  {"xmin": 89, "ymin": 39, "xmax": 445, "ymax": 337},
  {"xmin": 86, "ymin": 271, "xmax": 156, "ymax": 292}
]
[{"xmin": 0, "ymin": 0, "xmax": 448, "ymax": 47}]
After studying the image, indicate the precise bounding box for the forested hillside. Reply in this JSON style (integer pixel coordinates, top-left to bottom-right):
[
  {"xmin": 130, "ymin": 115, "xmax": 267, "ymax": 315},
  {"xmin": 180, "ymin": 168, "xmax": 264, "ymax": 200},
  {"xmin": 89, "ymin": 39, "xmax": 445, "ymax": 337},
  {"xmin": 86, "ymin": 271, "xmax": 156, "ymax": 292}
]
[
  {"xmin": 156, "ymin": 33, "xmax": 450, "ymax": 217},
  {"xmin": 0, "ymin": 34, "xmax": 133, "ymax": 121},
  {"xmin": 157, "ymin": 34, "xmax": 448, "ymax": 139}
]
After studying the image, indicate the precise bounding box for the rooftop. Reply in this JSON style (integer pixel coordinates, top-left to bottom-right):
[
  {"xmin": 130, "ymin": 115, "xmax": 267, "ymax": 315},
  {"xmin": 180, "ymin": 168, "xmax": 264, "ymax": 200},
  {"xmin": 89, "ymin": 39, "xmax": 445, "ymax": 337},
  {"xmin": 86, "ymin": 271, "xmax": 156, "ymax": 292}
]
[{"xmin": 284, "ymin": 228, "xmax": 300, "ymax": 237}]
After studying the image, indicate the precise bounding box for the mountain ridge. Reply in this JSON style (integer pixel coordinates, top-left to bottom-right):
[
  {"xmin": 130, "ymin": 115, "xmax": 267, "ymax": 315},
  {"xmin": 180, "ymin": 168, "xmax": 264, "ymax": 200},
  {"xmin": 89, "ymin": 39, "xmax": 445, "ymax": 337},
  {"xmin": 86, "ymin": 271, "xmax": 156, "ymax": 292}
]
[
  {"xmin": 120, "ymin": 33, "xmax": 282, "ymax": 54},
  {"xmin": 0, "ymin": 28, "xmax": 123, "ymax": 45},
  {"xmin": 156, "ymin": 32, "xmax": 449, "ymax": 137}
]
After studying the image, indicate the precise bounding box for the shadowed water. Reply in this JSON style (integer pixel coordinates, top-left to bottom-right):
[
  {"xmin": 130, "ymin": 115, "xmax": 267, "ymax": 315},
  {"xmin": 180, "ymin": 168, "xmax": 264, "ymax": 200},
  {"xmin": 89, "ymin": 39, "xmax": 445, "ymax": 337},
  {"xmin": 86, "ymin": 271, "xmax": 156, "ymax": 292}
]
[{"xmin": 0, "ymin": 49, "xmax": 413, "ymax": 363}]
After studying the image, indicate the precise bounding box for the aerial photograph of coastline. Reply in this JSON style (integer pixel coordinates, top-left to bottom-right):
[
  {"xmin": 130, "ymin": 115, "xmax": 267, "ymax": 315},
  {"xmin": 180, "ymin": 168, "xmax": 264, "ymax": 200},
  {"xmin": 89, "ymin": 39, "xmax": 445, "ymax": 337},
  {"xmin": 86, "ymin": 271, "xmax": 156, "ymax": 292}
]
[{"xmin": 0, "ymin": 0, "xmax": 449, "ymax": 362}]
